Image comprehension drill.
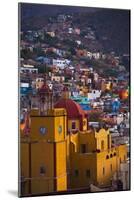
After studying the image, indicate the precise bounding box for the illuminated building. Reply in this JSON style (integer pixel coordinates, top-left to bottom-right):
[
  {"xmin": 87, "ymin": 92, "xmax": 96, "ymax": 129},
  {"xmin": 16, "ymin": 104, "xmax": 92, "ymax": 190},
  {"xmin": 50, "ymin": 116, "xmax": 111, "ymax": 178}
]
[{"xmin": 20, "ymin": 88, "xmax": 127, "ymax": 196}]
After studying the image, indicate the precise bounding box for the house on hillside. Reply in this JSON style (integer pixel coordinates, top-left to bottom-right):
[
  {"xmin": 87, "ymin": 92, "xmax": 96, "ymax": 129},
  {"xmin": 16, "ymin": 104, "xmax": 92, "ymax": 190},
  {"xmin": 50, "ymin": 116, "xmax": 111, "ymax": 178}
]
[{"xmin": 52, "ymin": 58, "xmax": 71, "ymax": 69}]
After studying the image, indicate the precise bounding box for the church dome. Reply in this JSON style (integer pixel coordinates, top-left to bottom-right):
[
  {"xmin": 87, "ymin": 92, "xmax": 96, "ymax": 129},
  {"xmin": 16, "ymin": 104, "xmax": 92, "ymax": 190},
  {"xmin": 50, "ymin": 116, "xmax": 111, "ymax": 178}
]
[{"xmin": 55, "ymin": 98, "xmax": 85, "ymax": 119}]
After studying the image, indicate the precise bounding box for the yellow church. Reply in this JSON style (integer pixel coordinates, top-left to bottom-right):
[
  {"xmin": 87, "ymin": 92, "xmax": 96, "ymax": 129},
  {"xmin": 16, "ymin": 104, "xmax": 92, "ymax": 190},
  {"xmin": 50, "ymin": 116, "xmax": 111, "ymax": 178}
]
[{"xmin": 20, "ymin": 88, "xmax": 127, "ymax": 196}]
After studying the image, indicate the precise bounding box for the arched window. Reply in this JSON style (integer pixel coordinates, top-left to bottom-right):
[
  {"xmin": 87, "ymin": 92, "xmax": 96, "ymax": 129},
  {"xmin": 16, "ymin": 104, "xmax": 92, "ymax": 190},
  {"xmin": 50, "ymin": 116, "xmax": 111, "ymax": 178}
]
[
  {"xmin": 74, "ymin": 169, "xmax": 79, "ymax": 177},
  {"xmin": 106, "ymin": 155, "xmax": 109, "ymax": 159},
  {"xmin": 86, "ymin": 169, "xmax": 90, "ymax": 178},
  {"xmin": 101, "ymin": 140, "xmax": 104, "ymax": 151},
  {"xmin": 40, "ymin": 166, "xmax": 46, "ymax": 175},
  {"xmin": 103, "ymin": 167, "xmax": 105, "ymax": 175},
  {"xmin": 110, "ymin": 164, "xmax": 112, "ymax": 172},
  {"xmin": 72, "ymin": 121, "xmax": 76, "ymax": 129},
  {"xmin": 81, "ymin": 144, "xmax": 86, "ymax": 153},
  {"xmin": 108, "ymin": 135, "xmax": 110, "ymax": 149},
  {"xmin": 83, "ymin": 120, "xmax": 86, "ymax": 126},
  {"xmin": 110, "ymin": 154, "xmax": 113, "ymax": 158},
  {"xmin": 70, "ymin": 142, "xmax": 75, "ymax": 153}
]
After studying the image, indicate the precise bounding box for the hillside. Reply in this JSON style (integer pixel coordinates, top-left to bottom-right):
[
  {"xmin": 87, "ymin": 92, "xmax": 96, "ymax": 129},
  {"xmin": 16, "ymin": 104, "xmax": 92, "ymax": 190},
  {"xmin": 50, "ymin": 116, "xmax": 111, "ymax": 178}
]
[{"xmin": 20, "ymin": 3, "xmax": 130, "ymax": 54}]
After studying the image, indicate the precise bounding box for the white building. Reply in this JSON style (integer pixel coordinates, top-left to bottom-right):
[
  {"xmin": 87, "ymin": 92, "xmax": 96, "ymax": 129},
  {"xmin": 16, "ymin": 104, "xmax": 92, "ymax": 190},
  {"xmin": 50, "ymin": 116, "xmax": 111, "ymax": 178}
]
[
  {"xmin": 94, "ymin": 72, "xmax": 99, "ymax": 81},
  {"xmin": 88, "ymin": 90, "xmax": 101, "ymax": 100},
  {"xmin": 51, "ymin": 75, "xmax": 65, "ymax": 82},
  {"xmin": 87, "ymin": 51, "xmax": 93, "ymax": 59},
  {"xmin": 116, "ymin": 114, "xmax": 124, "ymax": 125},
  {"xmin": 68, "ymin": 27, "xmax": 73, "ymax": 34},
  {"xmin": 20, "ymin": 66, "xmax": 38, "ymax": 74},
  {"xmin": 52, "ymin": 59, "xmax": 71, "ymax": 69},
  {"xmin": 92, "ymin": 52, "xmax": 101, "ymax": 60},
  {"xmin": 20, "ymin": 83, "xmax": 29, "ymax": 88},
  {"xmin": 112, "ymin": 161, "xmax": 130, "ymax": 190},
  {"xmin": 86, "ymin": 52, "xmax": 100, "ymax": 60},
  {"xmin": 76, "ymin": 40, "xmax": 81, "ymax": 45}
]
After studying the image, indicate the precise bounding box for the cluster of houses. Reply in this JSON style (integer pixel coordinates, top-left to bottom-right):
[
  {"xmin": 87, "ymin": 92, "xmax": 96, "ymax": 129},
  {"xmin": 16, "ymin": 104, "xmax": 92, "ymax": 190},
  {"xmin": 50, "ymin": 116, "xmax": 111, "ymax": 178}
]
[{"xmin": 20, "ymin": 13, "xmax": 130, "ymax": 193}]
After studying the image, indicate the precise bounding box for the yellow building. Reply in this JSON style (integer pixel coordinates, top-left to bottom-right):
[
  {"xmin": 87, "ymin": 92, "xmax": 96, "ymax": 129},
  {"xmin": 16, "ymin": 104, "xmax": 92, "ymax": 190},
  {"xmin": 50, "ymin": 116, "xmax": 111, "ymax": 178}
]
[
  {"xmin": 101, "ymin": 80, "xmax": 112, "ymax": 92},
  {"xmin": 20, "ymin": 108, "xmax": 67, "ymax": 196},
  {"xmin": 20, "ymin": 91, "xmax": 127, "ymax": 196},
  {"xmin": 46, "ymin": 31, "xmax": 55, "ymax": 37},
  {"xmin": 55, "ymin": 91, "xmax": 127, "ymax": 189},
  {"xmin": 69, "ymin": 128, "xmax": 127, "ymax": 189}
]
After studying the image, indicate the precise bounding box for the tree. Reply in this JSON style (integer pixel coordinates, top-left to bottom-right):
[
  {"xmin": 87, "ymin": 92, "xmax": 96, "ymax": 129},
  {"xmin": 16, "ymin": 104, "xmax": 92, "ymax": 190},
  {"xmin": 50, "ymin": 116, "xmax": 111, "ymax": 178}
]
[
  {"xmin": 89, "ymin": 111, "xmax": 103, "ymax": 122},
  {"xmin": 21, "ymin": 49, "xmax": 34, "ymax": 59},
  {"xmin": 37, "ymin": 64, "xmax": 50, "ymax": 74},
  {"xmin": 69, "ymin": 47, "xmax": 76, "ymax": 56},
  {"xmin": 63, "ymin": 39, "xmax": 77, "ymax": 48}
]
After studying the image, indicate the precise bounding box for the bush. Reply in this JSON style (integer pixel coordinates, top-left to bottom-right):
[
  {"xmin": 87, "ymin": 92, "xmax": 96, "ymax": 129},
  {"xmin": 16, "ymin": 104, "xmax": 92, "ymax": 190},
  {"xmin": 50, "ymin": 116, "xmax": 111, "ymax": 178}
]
[{"xmin": 89, "ymin": 111, "xmax": 103, "ymax": 122}]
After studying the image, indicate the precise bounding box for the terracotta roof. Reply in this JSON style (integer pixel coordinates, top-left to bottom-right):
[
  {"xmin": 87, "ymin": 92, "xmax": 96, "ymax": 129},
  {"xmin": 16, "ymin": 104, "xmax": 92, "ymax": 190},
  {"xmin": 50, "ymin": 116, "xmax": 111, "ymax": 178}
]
[
  {"xmin": 63, "ymin": 86, "xmax": 69, "ymax": 91},
  {"xmin": 38, "ymin": 84, "xmax": 50, "ymax": 94},
  {"xmin": 55, "ymin": 98, "xmax": 85, "ymax": 118}
]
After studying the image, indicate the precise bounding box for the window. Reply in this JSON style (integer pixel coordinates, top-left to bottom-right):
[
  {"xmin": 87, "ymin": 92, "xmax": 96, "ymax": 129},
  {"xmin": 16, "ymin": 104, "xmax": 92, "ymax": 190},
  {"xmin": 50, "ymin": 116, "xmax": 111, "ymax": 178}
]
[
  {"xmin": 110, "ymin": 154, "xmax": 113, "ymax": 158},
  {"xmin": 106, "ymin": 155, "xmax": 109, "ymax": 159},
  {"xmin": 83, "ymin": 120, "xmax": 86, "ymax": 126},
  {"xmin": 124, "ymin": 155, "xmax": 126, "ymax": 161},
  {"xmin": 72, "ymin": 121, "xmax": 76, "ymax": 129},
  {"xmin": 58, "ymin": 125, "xmax": 62, "ymax": 134},
  {"xmin": 114, "ymin": 152, "xmax": 116, "ymax": 156},
  {"xmin": 81, "ymin": 144, "xmax": 86, "ymax": 153},
  {"xmin": 101, "ymin": 140, "xmax": 104, "ymax": 151},
  {"xmin": 74, "ymin": 169, "xmax": 79, "ymax": 177},
  {"xmin": 103, "ymin": 167, "xmax": 105, "ymax": 175},
  {"xmin": 110, "ymin": 164, "xmax": 112, "ymax": 172},
  {"xmin": 108, "ymin": 135, "xmax": 110, "ymax": 149},
  {"xmin": 86, "ymin": 170, "xmax": 90, "ymax": 178},
  {"xmin": 40, "ymin": 166, "xmax": 46, "ymax": 175},
  {"xmin": 39, "ymin": 127, "xmax": 47, "ymax": 135}
]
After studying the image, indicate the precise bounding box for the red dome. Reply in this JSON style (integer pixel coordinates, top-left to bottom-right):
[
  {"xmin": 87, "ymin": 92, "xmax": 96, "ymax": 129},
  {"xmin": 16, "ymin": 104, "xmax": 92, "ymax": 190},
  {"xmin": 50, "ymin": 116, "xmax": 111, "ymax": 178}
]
[{"xmin": 54, "ymin": 99, "xmax": 85, "ymax": 119}]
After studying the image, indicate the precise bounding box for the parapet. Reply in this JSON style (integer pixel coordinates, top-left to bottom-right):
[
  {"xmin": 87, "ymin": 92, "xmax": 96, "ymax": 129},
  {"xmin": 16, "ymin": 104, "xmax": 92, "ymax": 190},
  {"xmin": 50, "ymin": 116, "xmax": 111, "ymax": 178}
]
[
  {"xmin": 30, "ymin": 108, "xmax": 67, "ymax": 117},
  {"xmin": 47, "ymin": 108, "xmax": 67, "ymax": 116}
]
